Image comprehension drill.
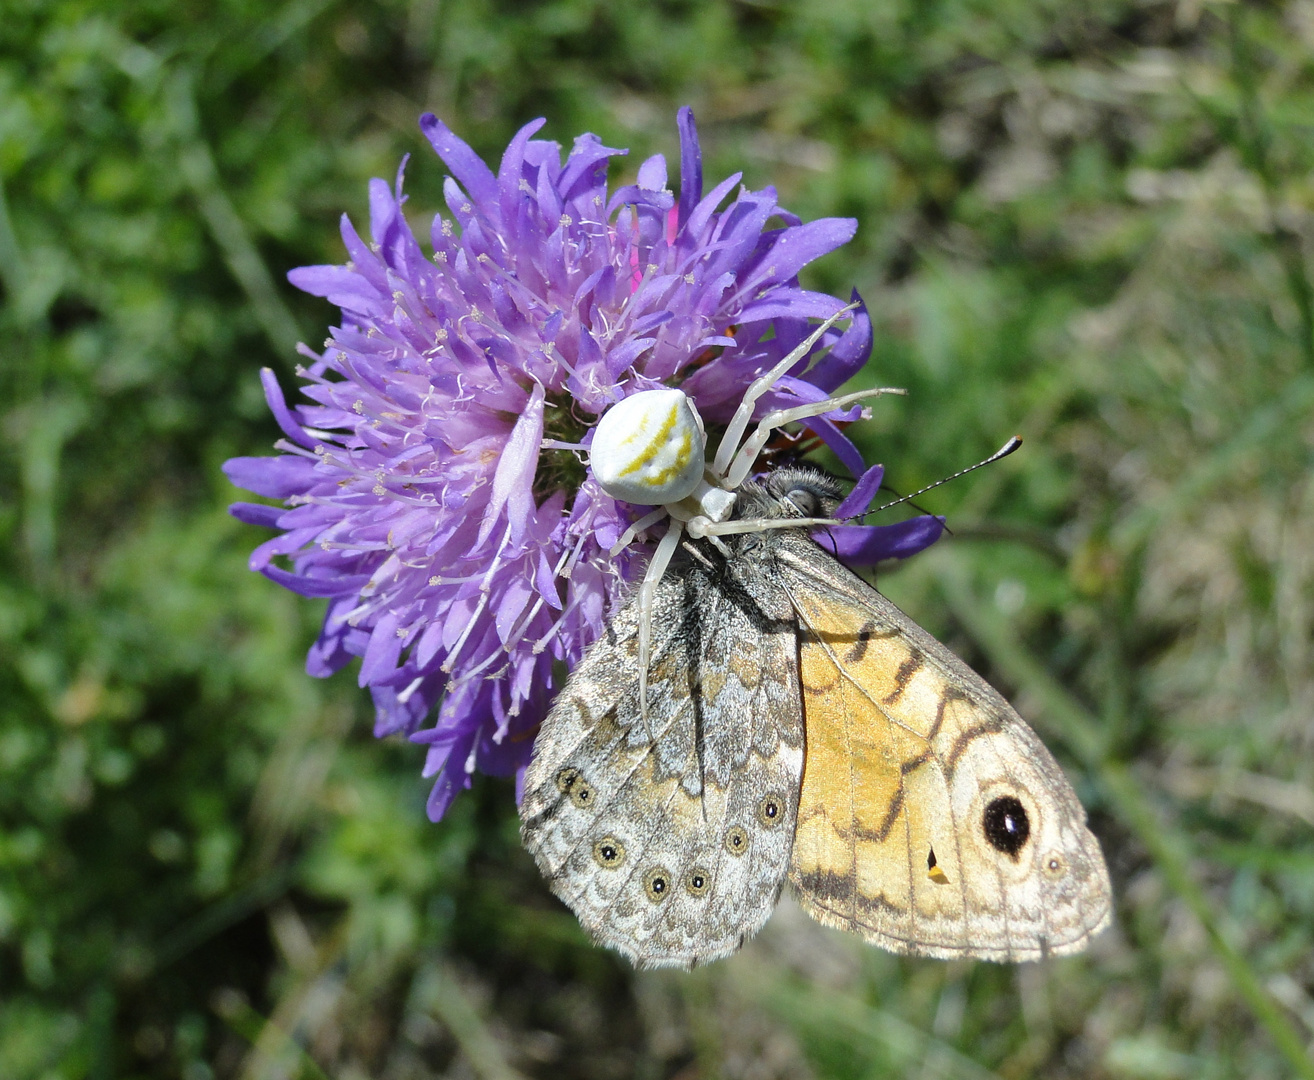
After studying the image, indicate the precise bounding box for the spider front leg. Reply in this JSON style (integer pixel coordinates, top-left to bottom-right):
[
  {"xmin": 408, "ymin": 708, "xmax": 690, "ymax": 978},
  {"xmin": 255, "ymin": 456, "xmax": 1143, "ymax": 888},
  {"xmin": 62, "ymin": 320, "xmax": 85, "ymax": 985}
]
[
  {"xmin": 634, "ymin": 518, "xmax": 684, "ymax": 734},
  {"xmin": 712, "ymin": 303, "xmax": 858, "ymax": 480},
  {"xmin": 722, "ymin": 385, "xmax": 905, "ymax": 490}
]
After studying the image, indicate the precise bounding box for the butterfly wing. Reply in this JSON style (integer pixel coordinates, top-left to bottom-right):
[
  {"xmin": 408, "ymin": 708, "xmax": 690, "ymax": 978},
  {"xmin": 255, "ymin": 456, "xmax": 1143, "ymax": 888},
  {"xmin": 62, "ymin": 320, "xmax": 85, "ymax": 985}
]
[
  {"xmin": 520, "ymin": 554, "xmax": 803, "ymax": 968},
  {"xmin": 777, "ymin": 537, "xmax": 1112, "ymax": 961}
]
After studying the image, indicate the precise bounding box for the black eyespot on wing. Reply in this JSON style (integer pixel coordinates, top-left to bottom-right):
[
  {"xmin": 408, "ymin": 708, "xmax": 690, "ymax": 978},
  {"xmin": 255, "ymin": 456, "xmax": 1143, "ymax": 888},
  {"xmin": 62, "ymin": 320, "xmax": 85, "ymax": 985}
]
[
  {"xmin": 555, "ymin": 767, "xmax": 581, "ymax": 793},
  {"xmin": 724, "ymin": 826, "xmax": 749, "ymax": 856},
  {"xmin": 568, "ymin": 779, "xmax": 595, "ymax": 809},
  {"xmin": 592, "ymin": 836, "xmax": 626, "ymax": 868},
  {"xmin": 643, "ymin": 867, "xmax": 672, "ymax": 903},
  {"xmin": 982, "ymin": 795, "xmax": 1030, "ymax": 859},
  {"xmin": 756, "ymin": 793, "xmax": 786, "ymax": 828},
  {"xmin": 685, "ymin": 867, "xmax": 711, "ymax": 897}
]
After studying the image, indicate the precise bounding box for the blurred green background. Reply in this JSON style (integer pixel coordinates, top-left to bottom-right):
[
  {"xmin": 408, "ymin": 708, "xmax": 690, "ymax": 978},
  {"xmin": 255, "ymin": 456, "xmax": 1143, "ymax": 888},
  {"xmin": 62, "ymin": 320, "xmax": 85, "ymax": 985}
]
[{"xmin": 3, "ymin": 0, "xmax": 1314, "ymax": 1077}]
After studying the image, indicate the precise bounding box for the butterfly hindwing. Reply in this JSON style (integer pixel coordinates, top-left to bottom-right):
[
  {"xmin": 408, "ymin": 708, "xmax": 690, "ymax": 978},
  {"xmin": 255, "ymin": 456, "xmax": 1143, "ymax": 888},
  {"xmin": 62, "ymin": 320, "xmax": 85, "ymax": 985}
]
[
  {"xmin": 522, "ymin": 468, "xmax": 1111, "ymax": 966},
  {"xmin": 520, "ymin": 547, "xmax": 804, "ymax": 968},
  {"xmin": 776, "ymin": 534, "xmax": 1112, "ymax": 961}
]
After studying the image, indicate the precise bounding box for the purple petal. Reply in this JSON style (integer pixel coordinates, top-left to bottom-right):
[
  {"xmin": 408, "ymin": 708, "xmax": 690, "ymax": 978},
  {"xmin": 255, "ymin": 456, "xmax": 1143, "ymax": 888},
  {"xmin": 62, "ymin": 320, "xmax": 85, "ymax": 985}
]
[
  {"xmin": 420, "ymin": 113, "xmax": 501, "ymax": 225},
  {"xmin": 677, "ymin": 106, "xmax": 702, "ymax": 228},
  {"xmin": 637, "ymin": 154, "xmax": 667, "ymax": 191},
  {"xmin": 736, "ymin": 288, "xmax": 844, "ymax": 324},
  {"xmin": 372, "ymin": 675, "xmax": 442, "ymax": 737},
  {"xmin": 260, "ymin": 368, "xmax": 317, "ymax": 449},
  {"xmin": 684, "ymin": 171, "xmax": 742, "ymax": 243},
  {"xmin": 804, "ymin": 291, "xmax": 872, "ymax": 392},
  {"xmin": 228, "ymin": 501, "xmax": 286, "ymax": 528},
  {"xmin": 419, "ymin": 726, "xmax": 479, "ymax": 822},
  {"xmin": 476, "ymin": 382, "xmax": 545, "ymax": 547},
  {"xmin": 249, "ymin": 526, "xmax": 321, "ymax": 569},
  {"xmin": 287, "ymin": 264, "xmax": 376, "ymax": 304},
  {"xmin": 738, "ymin": 218, "xmax": 856, "ymax": 296},
  {"xmin": 359, "ymin": 611, "xmax": 403, "ymax": 686},
  {"xmin": 814, "ymin": 516, "xmax": 945, "ymax": 565},
  {"xmin": 498, "ymin": 118, "xmax": 549, "ymax": 237},
  {"xmin": 495, "ymin": 572, "xmax": 536, "ymax": 642},
  {"xmin": 605, "ymin": 336, "xmax": 656, "ymax": 379},
  {"xmin": 535, "ymin": 549, "xmax": 562, "ymax": 611},
  {"xmin": 368, "ymin": 177, "xmax": 399, "ymax": 248},
  {"xmin": 260, "ymin": 564, "xmax": 369, "ymax": 597},
  {"xmin": 558, "ymin": 134, "xmax": 625, "ymax": 205},
  {"xmin": 835, "ymin": 463, "xmax": 885, "ymax": 519},
  {"xmin": 307, "ymin": 619, "xmax": 356, "ymax": 677}
]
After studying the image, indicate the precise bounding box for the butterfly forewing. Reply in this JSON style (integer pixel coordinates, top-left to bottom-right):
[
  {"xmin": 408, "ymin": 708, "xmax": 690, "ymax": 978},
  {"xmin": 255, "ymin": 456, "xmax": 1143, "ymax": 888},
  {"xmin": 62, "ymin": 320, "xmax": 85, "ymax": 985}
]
[
  {"xmin": 777, "ymin": 536, "xmax": 1112, "ymax": 961},
  {"xmin": 521, "ymin": 468, "xmax": 1112, "ymax": 966},
  {"xmin": 520, "ymin": 550, "xmax": 804, "ymax": 968}
]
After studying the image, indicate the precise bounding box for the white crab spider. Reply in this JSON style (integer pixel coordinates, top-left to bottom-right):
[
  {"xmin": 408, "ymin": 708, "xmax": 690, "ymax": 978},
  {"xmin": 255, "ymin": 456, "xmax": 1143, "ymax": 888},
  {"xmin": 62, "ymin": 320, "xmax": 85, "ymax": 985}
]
[{"xmin": 589, "ymin": 305, "xmax": 904, "ymax": 724}]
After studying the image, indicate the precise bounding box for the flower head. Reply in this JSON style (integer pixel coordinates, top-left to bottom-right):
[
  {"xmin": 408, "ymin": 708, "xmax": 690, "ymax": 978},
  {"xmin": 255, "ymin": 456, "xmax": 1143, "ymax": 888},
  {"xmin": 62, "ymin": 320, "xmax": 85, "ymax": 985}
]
[{"xmin": 224, "ymin": 109, "xmax": 942, "ymax": 819}]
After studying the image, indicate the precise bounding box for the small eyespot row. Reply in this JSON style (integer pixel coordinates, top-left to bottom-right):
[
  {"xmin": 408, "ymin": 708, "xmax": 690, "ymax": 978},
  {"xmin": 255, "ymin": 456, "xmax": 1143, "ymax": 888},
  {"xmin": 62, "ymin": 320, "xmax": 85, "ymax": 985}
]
[
  {"xmin": 643, "ymin": 866, "xmax": 672, "ymax": 903},
  {"xmin": 756, "ymin": 792, "xmax": 786, "ymax": 828},
  {"xmin": 593, "ymin": 836, "xmax": 626, "ymax": 869},
  {"xmin": 685, "ymin": 867, "xmax": 711, "ymax": 898},
  {"xmin": 640, "ymin": 864, "xmax": 714, "ymax": 902},
  {"xmin": 556, "ymin": 766, "xmax": 595, "ymax": 810}
]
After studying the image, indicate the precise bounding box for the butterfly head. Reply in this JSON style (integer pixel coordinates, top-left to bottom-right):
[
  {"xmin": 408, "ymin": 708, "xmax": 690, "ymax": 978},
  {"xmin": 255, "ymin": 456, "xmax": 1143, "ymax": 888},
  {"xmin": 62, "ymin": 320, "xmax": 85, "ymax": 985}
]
[{"xmin": 758, "ymin": 468, "xmax": 844, "ymax": 522}]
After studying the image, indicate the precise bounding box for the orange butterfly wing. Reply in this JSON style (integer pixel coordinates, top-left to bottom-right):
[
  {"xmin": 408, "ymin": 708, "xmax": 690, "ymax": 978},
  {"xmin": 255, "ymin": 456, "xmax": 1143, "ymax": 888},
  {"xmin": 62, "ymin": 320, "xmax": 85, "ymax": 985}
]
[{"xmin": 777, "ymin": 540, "xmax": 1112, "ymax": 961}]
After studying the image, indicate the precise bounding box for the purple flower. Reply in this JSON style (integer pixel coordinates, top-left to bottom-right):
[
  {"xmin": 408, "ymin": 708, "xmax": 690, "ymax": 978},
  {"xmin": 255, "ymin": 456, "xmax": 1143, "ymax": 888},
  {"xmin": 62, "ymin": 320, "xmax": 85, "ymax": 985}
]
[{"xmin": 224, "ymin": 109, "xmax": 941, "ymax": 820}]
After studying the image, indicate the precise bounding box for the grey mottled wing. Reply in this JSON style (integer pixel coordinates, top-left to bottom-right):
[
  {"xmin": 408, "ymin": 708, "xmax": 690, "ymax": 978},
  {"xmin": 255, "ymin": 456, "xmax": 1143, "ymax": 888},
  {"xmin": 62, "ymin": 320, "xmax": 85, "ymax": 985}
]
[{"xmin": 519, "ymin": 554, "xmax": 802, "ymax": 968}]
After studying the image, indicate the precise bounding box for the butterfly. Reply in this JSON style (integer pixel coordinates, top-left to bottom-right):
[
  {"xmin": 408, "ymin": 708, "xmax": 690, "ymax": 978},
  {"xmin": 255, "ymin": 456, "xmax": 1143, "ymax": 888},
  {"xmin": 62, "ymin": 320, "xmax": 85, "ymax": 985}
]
[{"xmin": 518, "ymin": 464, "xmax": 1112, "ymax": 968}]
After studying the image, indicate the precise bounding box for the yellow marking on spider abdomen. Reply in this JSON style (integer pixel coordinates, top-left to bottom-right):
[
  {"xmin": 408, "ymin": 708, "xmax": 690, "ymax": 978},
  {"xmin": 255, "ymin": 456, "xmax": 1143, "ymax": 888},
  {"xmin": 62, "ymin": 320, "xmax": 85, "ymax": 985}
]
[
  {"xmin": 591, "ymin": 388, "xmax": 706, "ymax": 505},
  {"xmin": 615, "ymin": 404, "xmax": 694, "ymax": 487}
]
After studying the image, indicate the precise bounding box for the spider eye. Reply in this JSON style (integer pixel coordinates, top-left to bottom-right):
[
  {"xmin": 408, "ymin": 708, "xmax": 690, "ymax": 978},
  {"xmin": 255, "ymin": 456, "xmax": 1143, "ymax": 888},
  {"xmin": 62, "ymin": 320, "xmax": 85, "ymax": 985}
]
[{"xmin": 591, "ymin": 389, "xmax": 706, "ymax": 506}]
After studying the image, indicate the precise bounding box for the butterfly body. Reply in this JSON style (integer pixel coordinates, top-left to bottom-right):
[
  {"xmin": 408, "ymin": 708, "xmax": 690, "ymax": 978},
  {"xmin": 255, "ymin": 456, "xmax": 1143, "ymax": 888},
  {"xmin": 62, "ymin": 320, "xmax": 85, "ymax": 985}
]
[{"xmin": 520, "ymin": 468, "xmax": 1111, "ymax": 968}]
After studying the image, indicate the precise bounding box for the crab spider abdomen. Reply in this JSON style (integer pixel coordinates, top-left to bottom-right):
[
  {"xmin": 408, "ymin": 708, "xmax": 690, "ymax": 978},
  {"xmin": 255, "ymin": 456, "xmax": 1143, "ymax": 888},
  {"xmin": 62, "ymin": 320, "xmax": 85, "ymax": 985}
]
[{"xmin": 591, "ymin": 388, "xmax": 706, "ymax": 506}]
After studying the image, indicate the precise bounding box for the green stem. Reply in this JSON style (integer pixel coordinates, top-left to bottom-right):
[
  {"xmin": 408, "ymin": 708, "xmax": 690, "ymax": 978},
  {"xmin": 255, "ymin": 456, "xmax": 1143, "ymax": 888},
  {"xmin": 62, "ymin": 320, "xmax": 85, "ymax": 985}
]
[
  {"xmin": 410, "ymin": 963, "xmax": 530, "ymax": 1080},
  {"xmin": 1226, "ymin": 7, "xmax": 1314, "ymax": 370},
  {"xmin": 167, "ymin": 69, "xmax": 305, "ymax": 360}
]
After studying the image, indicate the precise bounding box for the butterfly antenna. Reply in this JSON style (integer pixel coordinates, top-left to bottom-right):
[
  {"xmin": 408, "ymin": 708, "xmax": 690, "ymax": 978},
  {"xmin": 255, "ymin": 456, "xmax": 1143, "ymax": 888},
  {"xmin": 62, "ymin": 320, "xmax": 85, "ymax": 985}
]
[{"xmin": 867, "ymin": 436, "xmax": 1023, "ymax": 517}]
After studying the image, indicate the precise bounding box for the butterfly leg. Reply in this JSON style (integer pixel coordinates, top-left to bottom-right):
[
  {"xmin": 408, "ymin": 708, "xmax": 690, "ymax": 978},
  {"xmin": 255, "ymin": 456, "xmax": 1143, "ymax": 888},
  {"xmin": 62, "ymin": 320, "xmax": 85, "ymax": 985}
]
[{"xmin": 636, "ymin": 517, "xmax": 684, "ymax": 736}]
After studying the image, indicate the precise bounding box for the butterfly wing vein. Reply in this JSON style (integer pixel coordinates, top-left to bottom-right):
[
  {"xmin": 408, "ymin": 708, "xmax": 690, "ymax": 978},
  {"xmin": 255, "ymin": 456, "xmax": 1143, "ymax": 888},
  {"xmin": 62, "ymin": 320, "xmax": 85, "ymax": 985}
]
[
  {"xmin": 520, "ymin": 473, "xmax": 1111, "ymax": 967},
  {"xmin": 777, "ymin": 538, "xmax": 1112, "ymax": 961},
  {"xmin": 520, "ymin": 562, "xmax": 803, "ymax": 968}
]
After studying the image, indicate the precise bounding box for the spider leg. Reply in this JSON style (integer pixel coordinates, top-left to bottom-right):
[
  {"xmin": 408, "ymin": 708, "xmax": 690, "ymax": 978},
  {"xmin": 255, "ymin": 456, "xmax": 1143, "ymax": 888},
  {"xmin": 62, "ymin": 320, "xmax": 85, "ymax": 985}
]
[
  {"xmin": 637, "ymin": 518, "xmax": 684, "ymax": 737},
  {"xmin": 694, "ymin": 515, "xmax": 843, "ymax": 536},
  {"xmin": 712, "ymin": 303, "xmax": 858, "ymax": 480},
  {"xmin": 609, "ymin": 507, "xmax": 670, "ymax": 557},
  {"xmin": 724, "ymin": 386, "xmax": 904, "ymax": 489}
]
